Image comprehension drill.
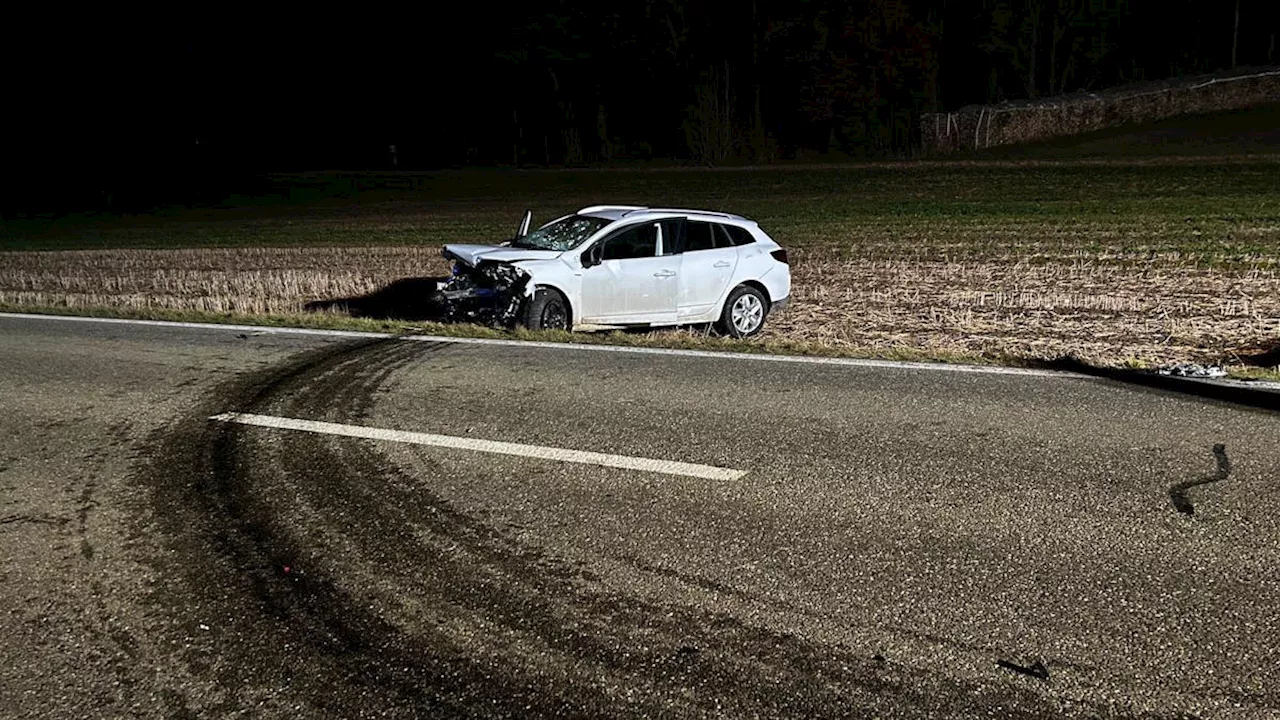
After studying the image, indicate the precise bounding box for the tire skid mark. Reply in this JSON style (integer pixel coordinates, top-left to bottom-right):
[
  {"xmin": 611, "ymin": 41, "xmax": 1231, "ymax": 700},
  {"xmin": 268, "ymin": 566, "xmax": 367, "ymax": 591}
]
[
  {"xmin": 255, "ymin": 343, "xmax": 909, "ymax": 715},
  {"xmin": 1168, "ymin": 444, "xmax": 1231, "ymax": 516},
  {"xmin": 139, "ymin": 338, "xmax": 1106, "ymax": 718},
  {"xmin": 0, "ymin": 513, "xmax": 70, "ymax": 527},
  {"xmin": 139, "ymin": 340, "xmax": 487, "ymax": 716}
]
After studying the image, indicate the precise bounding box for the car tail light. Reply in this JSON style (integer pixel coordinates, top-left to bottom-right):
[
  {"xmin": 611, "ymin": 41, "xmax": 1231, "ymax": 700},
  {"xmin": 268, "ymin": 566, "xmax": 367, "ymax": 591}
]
[{"xmin": 770, "ymin": 249, "xmax": 789, "ymax": 264}]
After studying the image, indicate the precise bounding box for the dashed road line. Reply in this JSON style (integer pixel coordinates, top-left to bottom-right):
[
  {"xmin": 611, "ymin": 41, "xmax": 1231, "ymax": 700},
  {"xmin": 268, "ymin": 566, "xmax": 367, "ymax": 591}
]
[{"xmin": 209, "ymin": 411, "xmax": 746, "ymax": 481}]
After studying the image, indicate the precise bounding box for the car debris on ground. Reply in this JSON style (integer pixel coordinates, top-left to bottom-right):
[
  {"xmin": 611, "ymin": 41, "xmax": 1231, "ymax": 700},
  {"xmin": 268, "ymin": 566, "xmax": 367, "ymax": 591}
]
[{"xmin": 1156, "ymin": 363, "xmax": 1228, "ymax": 379}]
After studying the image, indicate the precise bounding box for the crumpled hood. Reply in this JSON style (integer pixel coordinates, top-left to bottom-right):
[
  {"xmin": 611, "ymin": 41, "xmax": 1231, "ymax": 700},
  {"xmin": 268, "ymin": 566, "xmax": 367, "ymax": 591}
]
[{"xmin": 442, "ymin": 244, "xmax": 563, "ymax": 267}]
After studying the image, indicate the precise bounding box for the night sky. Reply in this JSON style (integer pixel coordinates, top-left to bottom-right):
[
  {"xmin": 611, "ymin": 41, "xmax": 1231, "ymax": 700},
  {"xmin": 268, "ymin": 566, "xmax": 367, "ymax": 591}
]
[{"xmin": 5, "ymin": 2, "xmax": 1278, "ymax": 211}]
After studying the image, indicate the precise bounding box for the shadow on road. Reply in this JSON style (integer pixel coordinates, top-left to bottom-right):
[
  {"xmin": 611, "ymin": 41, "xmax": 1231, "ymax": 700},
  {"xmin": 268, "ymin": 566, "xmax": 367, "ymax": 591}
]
[
  {"xmin": 1042, "ymin": 358, "xmax": 1280, "ymax": 413},
  {"xmin": 304, "ymin": 277, "xmax": 447, "ymax": 322}
]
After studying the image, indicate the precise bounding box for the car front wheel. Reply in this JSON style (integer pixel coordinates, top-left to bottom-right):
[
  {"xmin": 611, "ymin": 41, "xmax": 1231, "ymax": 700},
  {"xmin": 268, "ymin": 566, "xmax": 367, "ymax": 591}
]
[
  {"xmin": 717, "ymin": 285, "xmax": 769, "ymax": 338},
  {"xmin": 522, "ymin": 288, "xmax": 571, "ymax": 331}
]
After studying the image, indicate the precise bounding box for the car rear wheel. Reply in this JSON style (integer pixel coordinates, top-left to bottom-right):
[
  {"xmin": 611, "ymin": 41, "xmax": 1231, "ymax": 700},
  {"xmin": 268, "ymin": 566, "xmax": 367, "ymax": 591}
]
[
  {"xmin": 522, "ymin": 288, "xmax": 571, "ymax": 331},
  {"xmin": 716, "ymin": 285, "xmax": 768, "ymax": 338}
]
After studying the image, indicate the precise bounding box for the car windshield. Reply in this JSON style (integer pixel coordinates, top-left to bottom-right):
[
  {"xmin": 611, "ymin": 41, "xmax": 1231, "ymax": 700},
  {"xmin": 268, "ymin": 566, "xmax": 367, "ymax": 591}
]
[{"xmin": 510, "ymin": 215, "xmax": 610, "ymax": 251}]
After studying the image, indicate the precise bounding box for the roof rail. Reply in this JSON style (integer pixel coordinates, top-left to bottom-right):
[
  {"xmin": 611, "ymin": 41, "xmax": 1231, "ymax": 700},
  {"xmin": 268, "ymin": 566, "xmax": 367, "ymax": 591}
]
[
  {"xmin": 578, "ymin": 205, "xmax": 646, "ymax": 214},
  {"xmin": 640, "ymin": 207, "xmax": 744, "ymax": 220}
]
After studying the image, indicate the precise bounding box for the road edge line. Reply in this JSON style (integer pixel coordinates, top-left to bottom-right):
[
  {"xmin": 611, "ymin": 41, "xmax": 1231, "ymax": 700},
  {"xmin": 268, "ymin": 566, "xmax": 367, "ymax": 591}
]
[{"xmin": 1, "ymin": 310, "xmax": 1244, "ymax": 384}]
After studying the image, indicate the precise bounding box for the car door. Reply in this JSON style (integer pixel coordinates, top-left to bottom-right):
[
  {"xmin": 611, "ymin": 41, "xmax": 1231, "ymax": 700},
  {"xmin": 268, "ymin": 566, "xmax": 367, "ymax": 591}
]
[
  {"xmin": 675, "ymin": 220, "xmax": 739, "ymax": 319},
  {"xmin": 579, "ymin": 221, "xmax": 678, "ymax": 325}
]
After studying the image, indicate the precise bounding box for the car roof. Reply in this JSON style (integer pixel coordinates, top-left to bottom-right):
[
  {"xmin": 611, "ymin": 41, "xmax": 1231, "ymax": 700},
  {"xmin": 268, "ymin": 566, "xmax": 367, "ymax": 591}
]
[{"xmin": 577, "ymin": 205, "xmax": 750, "ymax": 223}]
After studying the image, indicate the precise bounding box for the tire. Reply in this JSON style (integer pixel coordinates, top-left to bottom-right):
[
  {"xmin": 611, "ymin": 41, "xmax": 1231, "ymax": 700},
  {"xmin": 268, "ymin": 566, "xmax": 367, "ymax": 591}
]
[
  {"xmin": 522, "ymin": 288, "xmax": 571, "ymax": 331},
  {"xmin": 716, "ymin": 285, "xmax": 769, "ymax": 338}
]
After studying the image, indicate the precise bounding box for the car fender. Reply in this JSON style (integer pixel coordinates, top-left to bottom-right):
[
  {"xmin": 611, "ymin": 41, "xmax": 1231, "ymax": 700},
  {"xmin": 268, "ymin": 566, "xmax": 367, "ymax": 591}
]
[
  {"xmin": 754, "ymin": 263, "xmax": 791, "ymax": 308},
  {"xmin": 714, "ymin": 249, "xmax": 783, "ymax": 312},
  {"xmin": 509, "ymin": 260, "xmax": 584, "ymax": 323}
]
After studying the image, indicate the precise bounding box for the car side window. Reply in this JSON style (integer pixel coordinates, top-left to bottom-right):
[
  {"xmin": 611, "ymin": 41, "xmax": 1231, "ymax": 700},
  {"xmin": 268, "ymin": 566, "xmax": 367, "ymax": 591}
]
[
  {"xmin": 723, "ymin": 225, "xmax": 755, "ymax": 246},
  {"xmin": 685, "ymin": 221, "xmax": 717, "ymax": 252},
  {"xmin": 659, "ymin": 219, "xmax": 685, "ymax": 255},
  {"xmin": 600, "ymin": 222, "xmax": 658, "ymax": 260}
]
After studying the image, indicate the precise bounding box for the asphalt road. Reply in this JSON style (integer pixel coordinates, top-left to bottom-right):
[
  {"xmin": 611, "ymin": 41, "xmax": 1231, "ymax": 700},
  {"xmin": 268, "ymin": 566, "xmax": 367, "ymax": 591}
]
[{"xmin": 2, "ymin": 315, "xmax": 1278, "ymax": 718}]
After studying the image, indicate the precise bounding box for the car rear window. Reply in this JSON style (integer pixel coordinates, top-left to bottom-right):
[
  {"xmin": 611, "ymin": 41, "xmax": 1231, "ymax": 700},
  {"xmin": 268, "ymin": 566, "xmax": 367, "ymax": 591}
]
[
  {"xmin": 670, "ymin": 220, "xmax": 756, "ymax": 253},
  {"xmin": 723, "ymin": 225, "xmax": 755, "ymax": 246}
]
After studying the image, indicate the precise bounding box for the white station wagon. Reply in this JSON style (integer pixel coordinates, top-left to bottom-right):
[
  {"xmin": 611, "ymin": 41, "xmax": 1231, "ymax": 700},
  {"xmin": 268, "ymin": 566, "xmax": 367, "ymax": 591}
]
[{"xmin": 436, "ymin": 206, "xmax": 791, "ymax": 338}]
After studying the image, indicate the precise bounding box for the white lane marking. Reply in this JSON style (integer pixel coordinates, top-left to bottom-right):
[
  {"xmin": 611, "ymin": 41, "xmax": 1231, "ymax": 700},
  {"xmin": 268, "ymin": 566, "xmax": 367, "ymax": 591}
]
[
  {"xmin": 11, "ymin": 313, "xmax": 1280, "ymax": 391},
  {"xmin": 209, "ymin": 412, "xmax": 746, "ymax": 481},
  {"xmin": 0, "ymin": 312, "xmax": 386, "ymax": 339},
  {"xmin": 0, "ymin": 312, "xmax": 1085, "ymax": 380}
]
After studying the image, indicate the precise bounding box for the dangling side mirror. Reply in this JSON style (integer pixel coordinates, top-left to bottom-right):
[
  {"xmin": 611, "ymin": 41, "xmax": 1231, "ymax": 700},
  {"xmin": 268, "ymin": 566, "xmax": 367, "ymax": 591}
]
[{"xmin": 516, "ymin": 209, "xmax": 532, "ymax": 238}]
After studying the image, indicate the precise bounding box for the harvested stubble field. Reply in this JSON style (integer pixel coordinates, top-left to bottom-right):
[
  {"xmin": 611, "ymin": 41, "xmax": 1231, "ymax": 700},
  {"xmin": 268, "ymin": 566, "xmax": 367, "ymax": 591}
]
[{"xmin": 3, "ymin": 158, "xmax": 1279, "ymax": 369}]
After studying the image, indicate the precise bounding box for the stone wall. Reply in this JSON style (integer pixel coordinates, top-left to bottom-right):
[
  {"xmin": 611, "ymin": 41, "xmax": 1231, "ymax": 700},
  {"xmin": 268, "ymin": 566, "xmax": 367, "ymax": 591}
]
[{"xmin": 920, "ymin": 67, "xmax": 1280, "ymax": 154}]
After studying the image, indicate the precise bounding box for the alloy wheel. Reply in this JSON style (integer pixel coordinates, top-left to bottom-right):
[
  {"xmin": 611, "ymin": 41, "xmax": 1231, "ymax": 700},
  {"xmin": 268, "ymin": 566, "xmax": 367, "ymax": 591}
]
[{"xmin": 731, "ymin": 294, "xmax": 764, "ymax": 334}]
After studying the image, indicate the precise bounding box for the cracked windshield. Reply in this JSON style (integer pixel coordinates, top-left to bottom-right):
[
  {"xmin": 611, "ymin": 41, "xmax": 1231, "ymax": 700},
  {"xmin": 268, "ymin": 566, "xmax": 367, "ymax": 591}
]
[{"xmin": 510, "ymin": 215, "xmax": 610, "ymax": 251}]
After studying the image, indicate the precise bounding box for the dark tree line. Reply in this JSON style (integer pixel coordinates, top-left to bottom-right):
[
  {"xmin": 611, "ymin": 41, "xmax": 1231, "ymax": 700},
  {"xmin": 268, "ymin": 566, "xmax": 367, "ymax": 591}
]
[
  {"xmin": 465, "ymin": 0, "xmax": 1278, "ymax": 165},
  {"xmin": 5, "ymin": 2, "xmax": 1278, "ymax": 212}
]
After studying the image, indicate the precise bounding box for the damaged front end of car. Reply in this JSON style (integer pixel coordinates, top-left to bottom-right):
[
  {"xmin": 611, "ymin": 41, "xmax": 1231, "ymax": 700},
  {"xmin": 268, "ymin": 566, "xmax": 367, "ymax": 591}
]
[{"xmin": 433, "ymin": 251, "xmax": 534, "ymax": 327}]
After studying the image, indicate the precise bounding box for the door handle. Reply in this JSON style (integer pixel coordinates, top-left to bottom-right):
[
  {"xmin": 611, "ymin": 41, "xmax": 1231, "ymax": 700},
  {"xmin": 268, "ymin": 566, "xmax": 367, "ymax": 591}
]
[
  {"xmin": 653, "ymin": 270, "xmax": 676, "ymax": 278},
  {"xmin": 713, "ymin": 261, "xmax": 732, "ymax": 268}
]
